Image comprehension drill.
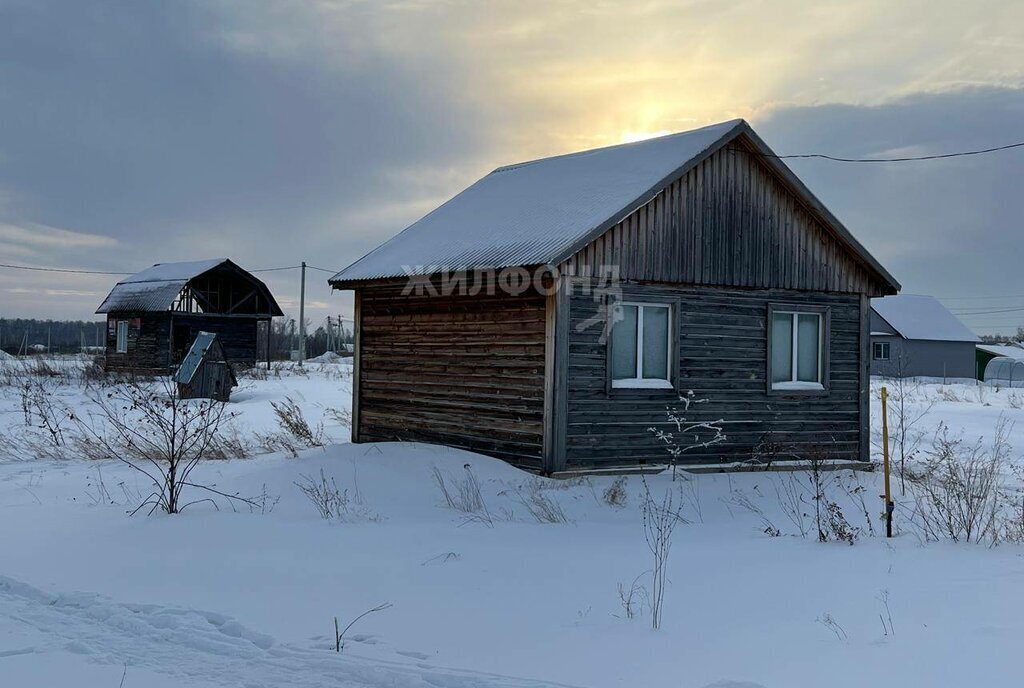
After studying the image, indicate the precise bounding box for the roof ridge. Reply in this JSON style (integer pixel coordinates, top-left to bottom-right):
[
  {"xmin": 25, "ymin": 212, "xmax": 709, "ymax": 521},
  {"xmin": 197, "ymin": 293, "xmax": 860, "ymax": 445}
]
[{"xmin": 490, "ymin": 119, "xmax": 745, "ymax": 175}]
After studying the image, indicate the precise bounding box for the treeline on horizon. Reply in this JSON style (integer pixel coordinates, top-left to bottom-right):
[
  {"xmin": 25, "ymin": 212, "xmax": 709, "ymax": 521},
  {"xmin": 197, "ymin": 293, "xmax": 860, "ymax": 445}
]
[{"xmin": 1, "ymin": 317, "xmax": 354, "ymax": 359}]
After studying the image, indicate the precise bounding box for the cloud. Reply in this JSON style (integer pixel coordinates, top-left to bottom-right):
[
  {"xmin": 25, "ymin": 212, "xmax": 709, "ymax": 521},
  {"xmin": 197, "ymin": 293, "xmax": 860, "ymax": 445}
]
[
  {"xmin": 0, "ymin": 0, "xmax": 1023, "ymax": 328},
  {"xmin": 754, "ymin": 86, "xmax": 1024, "ymax": 332}
]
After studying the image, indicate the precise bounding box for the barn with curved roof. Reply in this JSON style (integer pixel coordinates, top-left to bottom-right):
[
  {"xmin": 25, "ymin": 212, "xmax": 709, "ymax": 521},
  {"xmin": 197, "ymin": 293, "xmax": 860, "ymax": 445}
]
[{"xmin": 96, "ymin": 259, "xmax": 282, "ymax": 374}]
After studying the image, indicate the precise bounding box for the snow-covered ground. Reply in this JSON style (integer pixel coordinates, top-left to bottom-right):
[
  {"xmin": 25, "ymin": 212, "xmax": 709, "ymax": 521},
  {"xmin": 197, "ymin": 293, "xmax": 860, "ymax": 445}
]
[{"xmin": 1, "ymin": 359, "xmax": 1023, "ymax": 687}]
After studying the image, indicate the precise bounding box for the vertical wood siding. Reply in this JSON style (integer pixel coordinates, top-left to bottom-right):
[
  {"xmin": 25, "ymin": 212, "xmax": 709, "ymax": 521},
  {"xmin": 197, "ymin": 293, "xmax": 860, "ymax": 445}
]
[
  {"xmin": 564, "ymin": 281, "xmax": 864, "ymax": 468},
  {"xmin": 563, "ymin": 144, "xmax": 888, "ymax": 296},
  {"xmin": 356, "ymin": 285, "xmax": 548, "ymax": 469}
]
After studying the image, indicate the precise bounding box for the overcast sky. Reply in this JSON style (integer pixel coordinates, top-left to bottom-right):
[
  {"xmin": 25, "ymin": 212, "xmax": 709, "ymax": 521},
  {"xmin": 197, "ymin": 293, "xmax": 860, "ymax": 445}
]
[{"xmin": 2, "ymin": 0, "xmax": 1023, "ymax": 334}]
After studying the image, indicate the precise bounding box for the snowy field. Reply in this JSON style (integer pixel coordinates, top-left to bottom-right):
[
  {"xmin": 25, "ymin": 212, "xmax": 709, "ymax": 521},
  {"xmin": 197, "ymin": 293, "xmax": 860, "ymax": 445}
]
[{"xmin": 1, "ymin": 357, "xmax": 1023, "ymax": 687}]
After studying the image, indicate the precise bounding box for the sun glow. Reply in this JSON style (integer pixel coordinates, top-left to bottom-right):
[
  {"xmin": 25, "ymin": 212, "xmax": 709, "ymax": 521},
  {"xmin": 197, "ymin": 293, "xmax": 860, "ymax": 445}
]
[{"xmin": 618, "ymin": 129, "xmax": 673, "ymax": 144}]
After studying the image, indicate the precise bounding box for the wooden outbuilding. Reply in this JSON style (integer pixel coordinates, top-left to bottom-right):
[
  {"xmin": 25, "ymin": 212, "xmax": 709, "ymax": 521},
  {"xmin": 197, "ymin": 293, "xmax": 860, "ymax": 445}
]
[
  {"xmin": 96, "ymin": 259, "xmax": 283, "ymax": 375},
  {"xmin": 173, "ymin": 331, "xmax": 237, "ymax": 401},
  {"xmin": 329, "ymin": 119, "xmax": 900, "ymax": 474}
]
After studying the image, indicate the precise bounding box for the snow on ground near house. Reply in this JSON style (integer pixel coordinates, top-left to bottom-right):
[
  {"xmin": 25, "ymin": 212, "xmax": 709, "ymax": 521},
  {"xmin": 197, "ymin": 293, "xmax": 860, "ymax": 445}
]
[{"xmin": 1, "ymin": 362, "xmax": 1024, "ymax": 687}]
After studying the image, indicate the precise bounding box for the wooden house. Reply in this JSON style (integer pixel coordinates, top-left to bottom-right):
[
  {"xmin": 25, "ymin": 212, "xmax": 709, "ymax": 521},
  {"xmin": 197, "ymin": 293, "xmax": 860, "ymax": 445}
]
[
  {"xmin": 329, "ymin": 120, "xmax": 900, "ymax": 473},
  {"xmin": 96, "ymin": 259, "xmax": 283, "ymax": 375},
  {"xmin": 173, "ymin": 331, "xmax": 237, "ymax": 402}
]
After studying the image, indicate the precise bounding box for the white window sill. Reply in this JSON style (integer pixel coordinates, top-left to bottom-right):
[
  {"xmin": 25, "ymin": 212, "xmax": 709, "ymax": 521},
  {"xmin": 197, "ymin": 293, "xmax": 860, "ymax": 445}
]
[
  {"xmin": 612, "ymin": 378, "xmax": 674, "ymax": 390},
  {"xmin": 771, "ymin": 381, "xmax": 825, "ymax": 391}
]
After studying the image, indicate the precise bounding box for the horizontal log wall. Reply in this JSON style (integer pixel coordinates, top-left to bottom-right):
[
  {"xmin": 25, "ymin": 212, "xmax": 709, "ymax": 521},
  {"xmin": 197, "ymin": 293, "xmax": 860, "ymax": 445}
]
[
  {"xmin": 104, "ymin": 313, "xmax": 170, "ymax": 375},
  {"xmin": 565, "ymin": 280, "xmax": 864, "ymax": 469},
  {"xmin": 105, "ymin": 313, "xmax": 261, "ymax": 374},
  {"xmin": 564, "ymin": 142, "xmax": 888, "ymax": 296},
  {"xmin": 356, "ymin": 285, "xmax": 547, "ymax": 469}
]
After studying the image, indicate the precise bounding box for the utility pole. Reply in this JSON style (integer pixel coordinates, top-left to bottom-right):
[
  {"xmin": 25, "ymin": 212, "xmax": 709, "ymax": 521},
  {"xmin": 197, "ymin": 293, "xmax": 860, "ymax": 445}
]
[
  {"xmin": 326, "ymin": 315, "xmax": 333, "ymax": 353},
  {"xmin": 298, "ymin": 261, "xmax": 307, "ymax": 366}
]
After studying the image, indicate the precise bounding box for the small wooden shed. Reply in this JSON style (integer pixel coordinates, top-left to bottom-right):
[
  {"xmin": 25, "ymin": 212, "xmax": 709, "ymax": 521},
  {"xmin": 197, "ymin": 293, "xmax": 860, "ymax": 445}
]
[
  {"xmin": 173, "ymin": 331, "xmax": 237, "ymax": 401},
  {"xmin": 330, "ymin": 119, "xmax": 901, "ymax": 473}
]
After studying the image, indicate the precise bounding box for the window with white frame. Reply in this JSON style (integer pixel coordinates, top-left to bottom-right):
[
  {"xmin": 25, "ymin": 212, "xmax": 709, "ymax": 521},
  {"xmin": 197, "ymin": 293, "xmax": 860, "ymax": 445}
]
[
  {"xmin": 610, "ymin": 302, "xmax": 672, "ymax": 389},
  {"xmin": 770, "ymin": 310, "xmax": 824, "ymax": 390},
  {"xmin": 873, "ymin": 341, "xmax": 890, "ymax": 361},
  {"xmin": 115, "ymin": 320, "xmax": 128, "ymax": 354}
]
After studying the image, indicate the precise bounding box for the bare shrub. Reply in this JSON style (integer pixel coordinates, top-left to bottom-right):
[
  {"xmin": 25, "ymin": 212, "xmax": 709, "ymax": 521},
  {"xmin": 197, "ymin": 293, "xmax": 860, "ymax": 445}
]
[
  {"xmin": 431, "ymin": 463, "xmax": 493, "ymax": 525},
  {"xmin": 616, "ymin": 574, "xmax": 648, "ymax": 620},
  {"xmin": 323, "ymin": 406, "xmax": 353, "ymax": 430},
  {"xmin": 271, "ymin": 397, "xmax": 324, "ymax": 448},
  {"xmin": 648, "ymin": 391, "xmax": 727, "ymax": 480},
  {"xmin": 72, "ymin": 378, "xmax": 247, "ymax": 514},
  {"xmin": 506, "ymin": 479, "xmax": 572, "ymax": 524},
  {"xmin": 296, "ymin": 468, "xmax": 376, "ymax": 522},
  {"xmin": 641, "ymin": 477, "xmax": 687, "ymax": 630},
  {"xmin": 722, "ymin": 486, "xmax": 781, "ymax": 537},
  {"xmin": 602, "ymin": 476, "xmax": 628, "ymax": 508},
  {"xmin": 905, "ymin": 419, "xmax": 1009, "ymax": 544}
]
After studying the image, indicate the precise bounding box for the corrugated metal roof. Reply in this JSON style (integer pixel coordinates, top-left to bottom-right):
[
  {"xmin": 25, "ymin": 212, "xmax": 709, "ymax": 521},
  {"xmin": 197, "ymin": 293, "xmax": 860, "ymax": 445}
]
[
  {"xmin": 330, "ymin": 121, "xmax": 743, "ymax": 283},
  {"xmin": 173, "ymin": 331, "xmax": 219, "ymax": 384},
  {"xmin": 871, "ymin": 295, "xmax": 979, "ymax": 343},
  {"xmin": 96, "ymin": 259, "xmax": 230, "ymax": 314}
]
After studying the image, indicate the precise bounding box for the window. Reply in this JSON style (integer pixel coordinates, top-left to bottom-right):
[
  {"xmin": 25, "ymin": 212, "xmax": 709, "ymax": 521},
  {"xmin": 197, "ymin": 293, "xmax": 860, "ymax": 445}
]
[
  {"xmin": 770, "ymin": 309, "xmax": 824, "ymax": 390},
  {"xmin": 610, "ymin": 302, "xmax": 672, "ymax": 389},
  {"xmin": 115, "ymin": 320, "xmax": 128, "ymax": 354},
  {"xmin": 873, "ymin": 341, "xmax": 890, "ymax": 361}
]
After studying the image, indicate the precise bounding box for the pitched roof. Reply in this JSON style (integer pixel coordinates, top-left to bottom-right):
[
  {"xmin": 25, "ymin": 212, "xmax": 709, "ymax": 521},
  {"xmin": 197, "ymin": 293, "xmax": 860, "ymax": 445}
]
[
  {"xmin": 329, "ymin": 119, "xmax": 899, "ymax": 292},
  {"xmin": 871, "ymin": 295, "xmax": 979, "ymax": 343},
  {"xmin": 977, "ymin": 344, "xmax": 1024, "ymax": 360},
  {"xmin": 96, "ymin": 259, "xmax": 282, "ymax": 315}
]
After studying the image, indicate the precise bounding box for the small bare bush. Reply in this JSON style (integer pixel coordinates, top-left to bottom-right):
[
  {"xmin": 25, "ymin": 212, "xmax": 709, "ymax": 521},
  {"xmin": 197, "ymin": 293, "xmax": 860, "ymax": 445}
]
[
  {"xmin": 648, "ymin": 391, "xmax": 727, "ymax": 480},
  {"xmin": 296, "ymin": 468, "xmax": 377, "ymax": 522},
  {"xmin": 641, "ymin": 477, "xmax": 687, "ymax": 630},
  {"xmin": 271, "ymin": 397, "xmax": 324, "ymax": 448},
  {"xmin": 506, "ymin": 479, "xmax": 572, "ymax": 524},
  {"xmin": 72, "ymin": 378, "xmax": 249, "ymax": 514},
  {"xmin": 602, "ymin": 476, "xmax": 628, "ymax": 508},
  {"xmin": 431, "ymin": 463, "xmax": 493, "ymax": 525},
  {"xmin": 616, "ymin": 574, "xmax": 648, "ymax": 620},
  {"xmin": 905, "ymin": 419, "xmax": 1009, "ymax": 544}
]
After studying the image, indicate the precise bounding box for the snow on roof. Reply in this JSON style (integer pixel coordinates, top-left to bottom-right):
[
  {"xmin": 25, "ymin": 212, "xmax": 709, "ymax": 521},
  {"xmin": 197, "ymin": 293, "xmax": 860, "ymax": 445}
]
[
  {"xmin": 871, "ymin": 295, "xmax": 979, "ymax": 343},
  {"xmin": 330, "ymin": 121, "xmax": 744, "ymax": 283},
  {"xmin": 96, "ymin": 259, "xmax": 230, "ymax": 313},
  {"xmin": 119, "ymin": 259, "xmax": 229, "ymax": 284},
  {"xmin": 977, "ymin": 344, "xmax": 1024, "ymax": 359}
]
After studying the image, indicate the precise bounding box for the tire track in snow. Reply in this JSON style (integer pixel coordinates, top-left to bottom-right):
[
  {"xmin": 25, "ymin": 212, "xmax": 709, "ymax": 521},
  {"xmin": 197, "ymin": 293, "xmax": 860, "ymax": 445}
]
[{"xmin": 0, "ymin": 575, "xmax": 578, "ymax": 688}]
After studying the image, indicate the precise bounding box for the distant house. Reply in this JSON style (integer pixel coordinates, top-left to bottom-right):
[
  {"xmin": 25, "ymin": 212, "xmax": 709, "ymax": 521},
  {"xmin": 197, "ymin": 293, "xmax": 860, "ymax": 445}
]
[
  {"xmin": 870, "ymin": 295, "xmax": 978, "ymax": 381},
  {"xmin": 977, "ymin": 343, "xmax": 1024, "ymax": 381},
  {"xmin": 96, "ymin": 259, "xmax": 282, "ymax": 375},
  {"xmin": 330, "ymin": 119, "xmax": 899, "ymax": 473}
]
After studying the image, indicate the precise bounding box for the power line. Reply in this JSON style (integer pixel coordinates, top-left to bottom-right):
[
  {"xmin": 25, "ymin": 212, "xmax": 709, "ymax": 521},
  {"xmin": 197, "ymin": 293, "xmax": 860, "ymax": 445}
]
[
  {"xmin": 0, "ymin": 262, "xmax": 132, "ymax": 275},
  {"xmin": 304, "ymin": 264, "xmax": 339, "ymax": 274},
  {"xmin": 739, "ymin": 140, "xmax": 1024, "ymax": 163},
  {"xmin": 951, "ymin": 306, "xmax": 1024, "ymax": 315},
  {"xmin": 250, "ymin": 265, "xmax": 302, "ymax": 273},
  {"xmin": 0, "ymin": 261, "xmax": 329, "ymax": 276}
]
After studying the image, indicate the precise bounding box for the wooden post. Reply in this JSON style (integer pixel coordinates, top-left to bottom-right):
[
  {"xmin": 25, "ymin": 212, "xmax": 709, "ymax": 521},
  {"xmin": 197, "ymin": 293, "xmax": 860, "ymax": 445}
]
[{"xmin": 881, "ymin": 386, "xmax": 894, "ymax": 538}]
